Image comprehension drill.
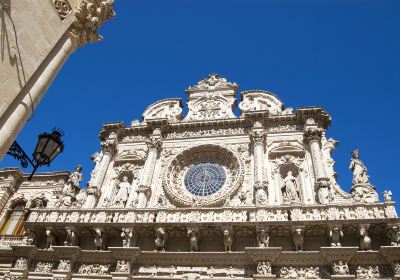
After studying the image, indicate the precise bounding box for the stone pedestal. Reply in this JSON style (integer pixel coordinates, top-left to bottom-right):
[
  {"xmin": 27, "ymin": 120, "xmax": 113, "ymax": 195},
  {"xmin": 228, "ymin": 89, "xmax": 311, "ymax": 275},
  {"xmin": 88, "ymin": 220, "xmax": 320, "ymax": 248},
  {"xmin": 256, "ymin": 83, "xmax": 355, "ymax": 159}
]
[
  {"xmin": 320, "ymin": 247, "xmax": 358, "ymax": 263},
  {"xmin": 52, "ymin": 270, "xmax": 71, "ymax": 280},
  {"xmin": 245, "ymin": 247, "xmax": 282, "ymax": 263},
  {"xmin": 111, "ymin": 272, "xmax": 131, "ymax": 280},
  {"xmin": 9, "ymin": 268, "xmax": 28, "ymax": 280},
  {"xmin": 27, "ymin": 271, "xmax": 53, "ymax": 279}
]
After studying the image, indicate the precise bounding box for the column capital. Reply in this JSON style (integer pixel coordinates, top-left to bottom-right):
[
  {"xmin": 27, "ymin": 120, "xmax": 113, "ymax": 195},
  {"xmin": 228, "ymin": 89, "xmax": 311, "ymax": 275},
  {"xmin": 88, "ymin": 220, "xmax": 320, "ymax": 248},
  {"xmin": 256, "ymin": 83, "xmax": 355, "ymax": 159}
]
[
  {"xmin": 101, "ymin": 139, "xmax": 117, "ymax": 155},
  {"xmin": 146, "ymin": 137, "xmax": 162, "ymax": 151},
  {"xmin": 68, "ymin": 0, "xmax": 116, "ymax": 47},
  {"xmin": 303, "ymin": 127, "xmax": 323, "ymax": 144}
]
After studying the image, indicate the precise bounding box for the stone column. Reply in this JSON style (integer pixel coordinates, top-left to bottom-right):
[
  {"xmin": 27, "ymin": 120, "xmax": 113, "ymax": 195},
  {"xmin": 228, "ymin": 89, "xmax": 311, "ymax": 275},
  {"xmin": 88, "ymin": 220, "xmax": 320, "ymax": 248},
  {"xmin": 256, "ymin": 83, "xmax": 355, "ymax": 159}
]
[
  {"xmin": 137, "ymin": 134, "xmax": 162, "ymax": 208},
  {"xmin": 0, "ymin": 0, "xmax": 116, "ymax": 159},
  {"xmin": 0, "ymin": 172, "xmax": 20, "ymax": 212},
  {"xmin": 250, "ymin": 122, "xmax": 268, "ymax": 206},
  {"xmin": 303, "ymin": 118, "xmax": 330, "ymax": 203},
  {"xmin": 94, "ymin": 134, "xmax": 117, "ymax": 195}
]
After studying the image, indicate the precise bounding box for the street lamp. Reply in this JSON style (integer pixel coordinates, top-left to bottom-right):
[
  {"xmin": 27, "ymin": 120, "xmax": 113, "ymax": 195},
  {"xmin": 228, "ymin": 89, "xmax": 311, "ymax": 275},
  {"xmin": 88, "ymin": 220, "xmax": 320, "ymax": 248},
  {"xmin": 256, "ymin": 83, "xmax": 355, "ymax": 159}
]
[{"xmin": 6, "ymin": 128, "xmax": 65, "ymax": 180}]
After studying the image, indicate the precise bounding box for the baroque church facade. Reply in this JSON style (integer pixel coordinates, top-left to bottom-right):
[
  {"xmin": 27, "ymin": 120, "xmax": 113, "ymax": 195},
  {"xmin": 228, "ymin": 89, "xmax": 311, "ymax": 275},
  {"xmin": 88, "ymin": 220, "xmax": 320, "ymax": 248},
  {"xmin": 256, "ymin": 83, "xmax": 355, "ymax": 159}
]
[{"xmin": 0, "ymin": 74, "xmax": 399, "ymax": 280}]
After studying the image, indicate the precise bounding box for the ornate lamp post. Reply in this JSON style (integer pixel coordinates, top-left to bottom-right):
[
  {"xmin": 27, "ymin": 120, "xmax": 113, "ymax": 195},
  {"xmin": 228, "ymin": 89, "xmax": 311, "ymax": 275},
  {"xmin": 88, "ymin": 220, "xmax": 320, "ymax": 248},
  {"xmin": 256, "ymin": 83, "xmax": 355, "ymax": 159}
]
[{"xmin": 6, "ymin": 128, "xmax": 65, "ymax": 180}]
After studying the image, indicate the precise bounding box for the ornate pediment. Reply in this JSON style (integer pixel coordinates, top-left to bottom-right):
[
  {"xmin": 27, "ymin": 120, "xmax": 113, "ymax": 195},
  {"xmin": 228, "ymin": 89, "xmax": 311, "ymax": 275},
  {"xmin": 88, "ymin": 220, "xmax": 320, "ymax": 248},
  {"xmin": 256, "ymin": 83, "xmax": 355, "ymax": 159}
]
[
  {"xmin": 239, "ymin": 90, "xmax": 287, "ymax": 115},
  {"xmin": 184, "ymin": 74, "xmax": 238, "ymax": 122},
  {"xmin": 142, "ymin": 98, "xmax": 183, "ymax": 123},
  {"xmin": 115, "ymin": 148, "xmax": 147, "ymax": 163}
]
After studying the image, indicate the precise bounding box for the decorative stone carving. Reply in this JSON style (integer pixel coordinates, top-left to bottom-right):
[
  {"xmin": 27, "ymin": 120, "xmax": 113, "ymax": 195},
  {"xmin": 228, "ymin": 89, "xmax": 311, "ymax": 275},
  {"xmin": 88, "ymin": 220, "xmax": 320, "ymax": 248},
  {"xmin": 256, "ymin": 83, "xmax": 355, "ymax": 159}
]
[
  {"xmin": 292, "ymin": 227, "xmax": 304, "ymax": 251},
  {"xmin": 78, "ymin": 264, "xmax": 110, "ymax": 275},
  {"xmin": 256, "ymin": 229, "xmax": 270, "ymax": 248},
  {"xmin": 121, "ymin": 228, "xmax": 137, "ymax": 247},
  {"xmin": 356, "ymin": 265, "xmax": 379, "ymax": 279},
  {"xmin": 56, "ymin": 165, "xmax": 82, "ymax": 207},
  {"xmin": 394, "ymin": 262, "xmax": 400, "ymax": 276},
  {"xmin": 52, "ymin": 0, "xmax": 72, "ymax": 20},
  {"xmin": 94, "ymin": 228, "xmax": 106, "ymax": 250},
  {"xmin": 280, "ymin": 266, "xmax": 319, "ymax": 279},
  {"xmin": 239, "ymin": 90, "xmax": 284, "ymax": 115},
  {"xmin": 142, "ymin": 98, "xmax": 183, "ymax": 122},
  {"xmin": 34, "ymin": 262, "xmax": 54, "ymax": 273},
  {"xmin": 64, "ymin": 227, "xmax": 79, "ymax": 246},
  {"xmin": 382, "ymin": 190, "xmax": 393, "ymax": 202},
  {"xmin": 223, "ymin": 228, "xmax": 233, "ymax": 252},
  {"xmin": 70, "ymin": 0, "xmax": 115, "ymax": 47},
  {"xmin": 257, "ymin": 261, "xmax": 272, "ymax": 275},
  {"xmin": 14, "ymin": 258, "xmax": 27, "ymax": 270},
  {"xmin": 333, "ymin": 261, "xmax": 350, "ymax": 275},
  {"xmin": 187, "ymin": 227, "xmax": 200, "ymax": 252},
  {"xmin": 155, "ymin": 227, "xmax": 167, "ymax": 252},
  {"xmin": 387, "ymin": 224, "xmax": 400, "ymax": 246},
  {"xmin": 329, "ymin": 226, "xmax": 343, "ymax": 247},
  {"xmin": 57, "ymin": 260, "xmax": 71, "ymax": 271},
  {"xmin": 359, "ymin": 225, "xmax": 372, "ymax": 251},
  {"xmin": 115, "ymin": 260, "xmax": 129, "ymax": 273},
  {"xmin": 45, "ymin": 228, "xmax": 56, "ymax": 249},
  {"xmin": 184, "ymin": 74, "xmax": 238, "ymax": 122}
]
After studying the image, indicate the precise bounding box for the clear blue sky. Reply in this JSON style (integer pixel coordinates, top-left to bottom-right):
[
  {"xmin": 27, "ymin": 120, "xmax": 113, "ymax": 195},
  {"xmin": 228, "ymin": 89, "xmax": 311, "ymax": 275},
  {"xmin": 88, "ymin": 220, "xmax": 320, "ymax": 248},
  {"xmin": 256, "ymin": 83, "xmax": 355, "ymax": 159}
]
[{"xmin": 2, "ymin": 0, "xmax": 399, "ymax": 204}]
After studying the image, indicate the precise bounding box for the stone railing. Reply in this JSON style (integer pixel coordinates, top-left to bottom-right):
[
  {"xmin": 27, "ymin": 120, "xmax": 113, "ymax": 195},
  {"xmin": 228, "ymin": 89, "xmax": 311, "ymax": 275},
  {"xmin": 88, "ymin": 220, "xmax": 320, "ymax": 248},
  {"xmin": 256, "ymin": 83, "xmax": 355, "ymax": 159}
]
[
  {"xmin": 26, "ymin": 202, "xmax": 398, "ymax": 225},
  {"xmin": 0, "ymin": 235, "xmax": 26, "ymax": 248}
]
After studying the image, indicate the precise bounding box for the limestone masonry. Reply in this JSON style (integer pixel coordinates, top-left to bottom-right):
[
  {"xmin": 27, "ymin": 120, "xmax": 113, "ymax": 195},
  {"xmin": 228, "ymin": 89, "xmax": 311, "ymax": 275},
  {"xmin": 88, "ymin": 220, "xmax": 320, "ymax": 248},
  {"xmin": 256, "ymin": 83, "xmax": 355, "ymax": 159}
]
[{"xmin": 0, "ymin": 74, "xmax": 398, "ymax": 280}]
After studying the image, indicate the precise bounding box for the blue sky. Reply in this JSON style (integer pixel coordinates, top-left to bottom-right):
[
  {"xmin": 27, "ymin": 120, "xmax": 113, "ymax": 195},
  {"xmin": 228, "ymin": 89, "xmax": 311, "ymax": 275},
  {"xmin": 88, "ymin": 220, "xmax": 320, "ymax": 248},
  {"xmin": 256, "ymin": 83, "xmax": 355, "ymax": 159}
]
[{"xmin": 2, "ymin": 0, "xmax": 399, "ymax": 204}]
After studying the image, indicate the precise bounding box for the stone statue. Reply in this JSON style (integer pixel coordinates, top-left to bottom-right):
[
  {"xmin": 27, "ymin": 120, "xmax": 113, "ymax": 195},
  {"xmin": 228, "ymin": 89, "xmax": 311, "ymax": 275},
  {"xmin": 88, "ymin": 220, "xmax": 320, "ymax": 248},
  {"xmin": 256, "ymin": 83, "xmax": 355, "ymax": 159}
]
[
  {"xmin": 256, "ymin": 229, "xmax": 270, "ymax": 248},
  {"xmin": 333, "ymin": 261, "xmax": 350, "ymax": 275},
  {"xmin": 14, "ymin": 257, "xmax": 27, "ymax": 269},
  {"xmin": 382, "ymin": 190, "xmax": 392, "ymax": 202},
  {"xmin": 349, "ymin": 150, "xmax": 369, "ymax": 185},
  {"xmin": 121, "ymin": 228, "xmax": 137, "ymax": 247},
  {"xmin": 329, "ymin": 227, "xmax": 343, "ymax": 247},
  {"xmin": 25, "ymin": 229, "xmax": 35, "ymax": 245},
  {"xmin": 316, "ymin": 179, "xmax": 332, "ymax": 204},
  {"xmin": 45, "ymin": 229, "xmax": 56, "ymax": 250},
  {"xmin": 64, "ymin": 227, "xmax": 79, "ymax": 246},
  {"xmin": 293, "ymin": 228, "xmax": 304, "ymax": 251},
  {"xmin": 188, "ymin": 227, "xmax": 200, "ymax": 252},
  {"xmin": 94, "ymin": 228, "xmax": 106, "ymax": 250},
  {"xmin": 58, "ymin": 165, "xmax": 83, "ymax": 207},
  {"xmin": 257, "ymin": 261, "xmax": 272, "ymax": 275},
  {"xmin": 82, "ymin": 185, "xmax": 99, "ymax": 208},
  {"xmin": 112, "ymin": 176, "xmax": 130, "ymax": 207},
  {"xmin": 223, "ymin": 229, "xmax": 233, "ymax": 252},
  {"xmin": 282, "ymin": 171, "xmax": 300, "ymax": 203},
  {"xmin": 359, "ymin": 226, "xmax": 372, "ymax": 251},
  {"xmin": 387, "ymin": 225, "xmax": 400, "ymax": 246},
  {"xmin": 155, "ymin": 227, "xmax": 167, "ymax": 252}
]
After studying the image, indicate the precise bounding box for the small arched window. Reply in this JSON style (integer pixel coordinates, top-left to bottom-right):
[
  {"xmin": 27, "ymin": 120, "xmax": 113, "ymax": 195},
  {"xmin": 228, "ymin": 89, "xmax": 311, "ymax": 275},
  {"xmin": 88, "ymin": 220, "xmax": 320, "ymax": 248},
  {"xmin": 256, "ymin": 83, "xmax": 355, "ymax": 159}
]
[{"xmin": 0, "ymin": 205, "xmax": 26, "ymax": 235}]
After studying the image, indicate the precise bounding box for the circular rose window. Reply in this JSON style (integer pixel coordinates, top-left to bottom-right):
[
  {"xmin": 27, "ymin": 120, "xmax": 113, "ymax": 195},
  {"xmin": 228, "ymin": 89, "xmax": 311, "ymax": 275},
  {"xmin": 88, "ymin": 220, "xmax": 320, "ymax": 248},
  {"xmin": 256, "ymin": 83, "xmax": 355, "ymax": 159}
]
[
  {"xmin": 163, "ymin": 144, "xmax": 244, "ymax": 207},
  {"xmin": 184, "ymin": 162, "xmax": 226, "ymax": 196}
]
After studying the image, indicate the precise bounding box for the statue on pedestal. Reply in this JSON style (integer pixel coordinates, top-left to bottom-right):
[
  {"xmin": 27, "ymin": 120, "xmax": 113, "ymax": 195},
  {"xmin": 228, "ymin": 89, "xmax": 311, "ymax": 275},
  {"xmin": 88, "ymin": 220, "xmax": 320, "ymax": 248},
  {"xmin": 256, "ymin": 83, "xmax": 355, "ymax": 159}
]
[
  {"xmin": 112, "ymin": 176, "xmax": 130, "ymax": 207},
  {"xmin": 282, "ymin": 171, "xmax": 300, "ymax": 203},
  {"xmin": 57, "ymin": 165, "xmax": 83, "ymax": 207},
  {"xmin": 349, "ymin": 149, "xmax": 369, "ymax": 185}
]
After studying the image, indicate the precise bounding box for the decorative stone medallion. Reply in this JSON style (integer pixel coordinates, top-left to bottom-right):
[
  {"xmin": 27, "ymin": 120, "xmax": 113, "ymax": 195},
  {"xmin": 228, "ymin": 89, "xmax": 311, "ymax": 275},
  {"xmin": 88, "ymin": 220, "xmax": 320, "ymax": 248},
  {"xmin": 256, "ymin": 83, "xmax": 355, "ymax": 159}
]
[{"xmin": 163, "ymin": 144, "xmax": 244, "ymax": 207}]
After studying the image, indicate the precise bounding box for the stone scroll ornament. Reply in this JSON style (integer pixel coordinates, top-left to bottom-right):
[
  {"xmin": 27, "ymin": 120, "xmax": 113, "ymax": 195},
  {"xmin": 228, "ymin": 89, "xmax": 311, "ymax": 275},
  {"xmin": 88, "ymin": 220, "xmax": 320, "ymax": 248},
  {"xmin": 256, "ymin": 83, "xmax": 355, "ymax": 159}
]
[{"xmin": 52, "ymin": 0, "xmax": 72, "ymax": 19}]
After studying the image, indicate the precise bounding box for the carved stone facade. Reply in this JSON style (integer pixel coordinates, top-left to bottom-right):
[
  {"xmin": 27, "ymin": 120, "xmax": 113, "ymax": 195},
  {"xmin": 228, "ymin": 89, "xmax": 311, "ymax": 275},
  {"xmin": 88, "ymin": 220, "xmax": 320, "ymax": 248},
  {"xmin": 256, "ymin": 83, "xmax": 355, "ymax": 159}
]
[{"xmin": 0, "ymin": 74, "xmax": 398, "ymax": 279}]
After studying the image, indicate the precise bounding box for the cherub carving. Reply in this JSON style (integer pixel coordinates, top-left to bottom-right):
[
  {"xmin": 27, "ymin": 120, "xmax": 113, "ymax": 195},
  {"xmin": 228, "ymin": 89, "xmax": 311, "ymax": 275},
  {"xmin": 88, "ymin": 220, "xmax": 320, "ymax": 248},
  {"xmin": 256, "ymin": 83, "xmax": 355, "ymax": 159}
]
[
  {"xmin": 257, "ymin": 229, "xmax": 270, "ymax": 248},
  {"xmin": 333, "ymin": 261, "xmax": 350, "ymax": 275},
  {"xmin": 155, "ymin": 227, "xmax": 167, "ymax": 252},
  {"xmin": 382, "ymin": 190, "xmax": 393, "ymax": 202},
  {"xmin": 223, "ymin": 229, "xmax": 233, "ymax": 252},
  {"xmin": 329, "ymin": 227, "xmax": 343, "ymax": 247},
  {"xmin": 257, "ymin": 261, "xmax": 272, "ymax": 275},
  {"xmin": 359, "ymin": 226, "xmax": 372, "ymax": 251},
  {"xmin": 292, "ymin": 228, "xmax": 304, "ymax": 251}
]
